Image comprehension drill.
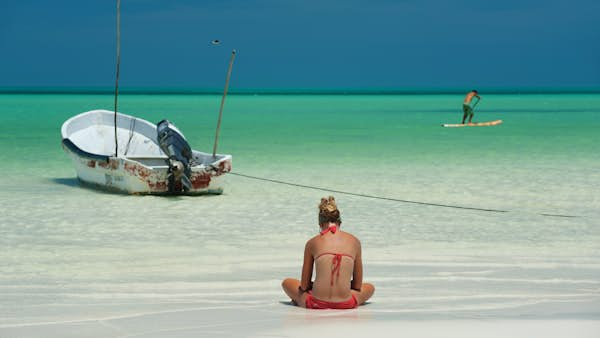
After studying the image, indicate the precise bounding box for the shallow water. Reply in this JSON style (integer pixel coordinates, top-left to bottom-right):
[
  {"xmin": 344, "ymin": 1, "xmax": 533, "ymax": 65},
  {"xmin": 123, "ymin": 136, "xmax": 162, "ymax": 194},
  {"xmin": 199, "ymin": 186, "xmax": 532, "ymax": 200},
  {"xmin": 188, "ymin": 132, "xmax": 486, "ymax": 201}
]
[{"xmin": 1, "ymin": 93, "xmax": 599, "ymax": 328}]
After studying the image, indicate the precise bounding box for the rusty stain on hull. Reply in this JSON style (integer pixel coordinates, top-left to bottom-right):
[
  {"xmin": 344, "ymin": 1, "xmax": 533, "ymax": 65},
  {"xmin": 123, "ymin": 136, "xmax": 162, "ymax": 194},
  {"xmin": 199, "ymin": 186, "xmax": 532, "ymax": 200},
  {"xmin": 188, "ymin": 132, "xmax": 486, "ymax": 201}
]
[
  {"xmin": 191, "ymin": 173, "xmax": 211, "ymax": 189},
  {"xmin": 147, "ymin": 180, "xmax": 168, "ymax": 191},
  {"xmin": 98, "ymin": 159, "xmax": 119, "ymax": 170},
  {"xmin": 124, "ymin": 162, "xmax": 151, "ymax": 179},
  {"xmin": 218, "ymin": 160, "xmax": 231, "ymax": 175},
  {"xmin": 123, "ymin": 161, "xmax": 167, "ymax": 192}
]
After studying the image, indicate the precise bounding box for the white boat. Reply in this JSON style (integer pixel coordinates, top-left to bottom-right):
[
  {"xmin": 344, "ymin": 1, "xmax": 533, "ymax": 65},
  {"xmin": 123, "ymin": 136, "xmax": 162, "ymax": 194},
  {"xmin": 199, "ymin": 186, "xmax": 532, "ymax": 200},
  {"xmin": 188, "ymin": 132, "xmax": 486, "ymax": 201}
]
[{"xmin": 61, "ymin": 109, "xmax": 232, "ymax": 195}]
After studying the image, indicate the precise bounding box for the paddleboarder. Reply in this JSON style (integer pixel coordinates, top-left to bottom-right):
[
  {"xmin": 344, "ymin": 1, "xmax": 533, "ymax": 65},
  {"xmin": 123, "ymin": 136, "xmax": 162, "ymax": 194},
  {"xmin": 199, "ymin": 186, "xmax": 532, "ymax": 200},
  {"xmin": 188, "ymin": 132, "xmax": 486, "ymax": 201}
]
[{"xmin": 462, "ymin": 90, "xmax": 481, "ymax": 124}]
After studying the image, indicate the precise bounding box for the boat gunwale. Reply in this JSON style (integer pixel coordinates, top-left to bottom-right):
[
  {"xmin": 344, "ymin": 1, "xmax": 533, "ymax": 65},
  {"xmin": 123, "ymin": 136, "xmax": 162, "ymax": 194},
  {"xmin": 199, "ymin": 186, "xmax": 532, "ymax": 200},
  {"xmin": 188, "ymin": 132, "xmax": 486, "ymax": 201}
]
[{"xmin": 61, "ymin": 109, "xmax": 232, "ymax": 161}]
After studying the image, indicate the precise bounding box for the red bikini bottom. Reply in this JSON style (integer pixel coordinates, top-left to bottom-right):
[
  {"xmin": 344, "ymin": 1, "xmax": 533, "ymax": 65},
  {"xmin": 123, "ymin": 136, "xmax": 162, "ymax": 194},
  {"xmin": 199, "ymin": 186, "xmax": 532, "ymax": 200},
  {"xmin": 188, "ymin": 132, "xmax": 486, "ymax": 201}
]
[{"xmin": 305, "ymin": 292, "xmax": 358, "ymax": 309}]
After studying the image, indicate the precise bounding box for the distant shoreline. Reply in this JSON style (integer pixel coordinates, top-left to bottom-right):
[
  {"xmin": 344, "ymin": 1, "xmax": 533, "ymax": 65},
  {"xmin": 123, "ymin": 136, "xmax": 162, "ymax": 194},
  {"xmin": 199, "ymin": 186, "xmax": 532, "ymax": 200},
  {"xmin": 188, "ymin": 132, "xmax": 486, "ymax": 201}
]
[{"xmin": 1, "ymin": 87, "xmax": 599, "ymax": 95}]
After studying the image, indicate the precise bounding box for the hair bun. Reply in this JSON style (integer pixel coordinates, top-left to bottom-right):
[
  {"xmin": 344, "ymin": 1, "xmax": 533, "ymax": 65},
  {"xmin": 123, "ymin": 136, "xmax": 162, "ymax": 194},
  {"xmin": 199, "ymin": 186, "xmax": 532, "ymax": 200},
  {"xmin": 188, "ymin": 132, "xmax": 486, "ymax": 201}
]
[
  {"xmin": 318, "ymin": 196, "xmax": 341, "ymax": 224},
  {"xmin": 319, "ymin": 196, "xmax": 337, "ymax": 211}
]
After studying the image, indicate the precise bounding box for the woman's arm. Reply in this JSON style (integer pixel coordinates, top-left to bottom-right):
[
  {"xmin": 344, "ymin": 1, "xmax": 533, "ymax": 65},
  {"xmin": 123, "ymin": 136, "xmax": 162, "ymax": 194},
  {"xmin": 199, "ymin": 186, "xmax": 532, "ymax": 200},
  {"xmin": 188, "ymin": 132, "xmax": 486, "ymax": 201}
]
[
  {"xmin": 351, "ymin": 241, "xmax": 363, "ymax": 291},
  {"xmin": 300, "ymin": 240, "xmax": 314, "ymax": 292}
]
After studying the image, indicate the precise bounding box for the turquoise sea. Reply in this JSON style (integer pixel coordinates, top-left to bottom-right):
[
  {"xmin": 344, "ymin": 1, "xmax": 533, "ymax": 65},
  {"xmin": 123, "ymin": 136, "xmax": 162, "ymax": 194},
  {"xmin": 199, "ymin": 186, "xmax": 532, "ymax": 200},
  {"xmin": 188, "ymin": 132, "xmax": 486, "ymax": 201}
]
[{"xmin": 1, "ymin": 92, "xmax": 599, "ymax": 334}]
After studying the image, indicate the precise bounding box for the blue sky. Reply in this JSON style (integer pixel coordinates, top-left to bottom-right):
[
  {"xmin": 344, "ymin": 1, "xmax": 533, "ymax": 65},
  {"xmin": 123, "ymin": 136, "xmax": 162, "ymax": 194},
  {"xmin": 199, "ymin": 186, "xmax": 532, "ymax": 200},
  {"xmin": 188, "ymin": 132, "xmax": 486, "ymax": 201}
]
[{"xmin": 1, "ymin": 0, "xmax": 599, "ymax": 90}]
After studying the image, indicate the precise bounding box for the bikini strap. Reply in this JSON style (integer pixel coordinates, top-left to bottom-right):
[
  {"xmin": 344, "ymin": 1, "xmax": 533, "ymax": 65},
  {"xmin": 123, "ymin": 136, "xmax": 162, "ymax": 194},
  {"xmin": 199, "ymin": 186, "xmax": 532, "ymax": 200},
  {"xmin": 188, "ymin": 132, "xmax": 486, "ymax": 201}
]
[
  {"xmin": 315, "ymin": 252, "xmax": 354, "ymax": 260},
  {"xmin": 330, "ymin": 254, "xmax": 343, "ymax": 286},
  {"xmin": 319, "ymin": 225, "xmax": 337, "ymax": 235},
  {"xmin": 314, "ymin": 252, "xmax": 355, "ymax": 286}
]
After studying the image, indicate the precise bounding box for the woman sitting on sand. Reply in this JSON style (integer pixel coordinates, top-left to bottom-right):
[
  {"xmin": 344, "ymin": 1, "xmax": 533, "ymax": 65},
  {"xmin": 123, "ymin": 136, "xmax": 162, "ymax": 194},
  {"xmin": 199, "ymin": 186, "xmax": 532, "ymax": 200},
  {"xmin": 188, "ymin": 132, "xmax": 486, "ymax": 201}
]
[{"xmin": 282, "ymin": 196, "xmax": 375, "ymax": 309}]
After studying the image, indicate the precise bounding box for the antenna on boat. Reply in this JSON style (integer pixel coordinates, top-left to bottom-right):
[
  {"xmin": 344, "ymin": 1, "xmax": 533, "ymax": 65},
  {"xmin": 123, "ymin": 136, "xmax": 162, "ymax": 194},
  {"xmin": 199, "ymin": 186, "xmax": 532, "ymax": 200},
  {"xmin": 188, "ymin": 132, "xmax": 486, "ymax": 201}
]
[
  {"xmin": 212, "ymin": 49, "xmax": 236, "ymax": 158},
  {"xmin": 113, "ymin": 0, "xmax": 121, "ymax": 156}
]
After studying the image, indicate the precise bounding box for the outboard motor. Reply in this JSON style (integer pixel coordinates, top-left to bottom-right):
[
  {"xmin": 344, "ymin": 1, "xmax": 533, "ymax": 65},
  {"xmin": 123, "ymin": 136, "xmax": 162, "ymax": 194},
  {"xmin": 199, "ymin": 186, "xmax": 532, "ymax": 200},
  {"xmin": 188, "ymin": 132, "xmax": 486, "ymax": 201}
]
[{"xmin": 156, "ymin": 120, "xmax": 193, "ymax": 192}]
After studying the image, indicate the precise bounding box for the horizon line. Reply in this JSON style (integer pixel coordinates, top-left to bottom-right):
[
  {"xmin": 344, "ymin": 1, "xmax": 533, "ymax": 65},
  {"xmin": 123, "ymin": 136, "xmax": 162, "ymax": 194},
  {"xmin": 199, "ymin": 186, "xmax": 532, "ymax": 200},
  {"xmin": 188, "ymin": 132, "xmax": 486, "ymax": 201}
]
[{"xmin": 1, "ymin": 86, "xmax": 600, "ymax": 95}]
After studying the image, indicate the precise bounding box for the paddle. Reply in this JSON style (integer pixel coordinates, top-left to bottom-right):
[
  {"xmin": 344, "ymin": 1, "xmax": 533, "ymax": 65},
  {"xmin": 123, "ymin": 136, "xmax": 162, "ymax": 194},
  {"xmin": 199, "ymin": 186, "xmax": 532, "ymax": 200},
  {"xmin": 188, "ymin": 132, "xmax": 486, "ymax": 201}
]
[
  {"xmin": 469, "ymin": 97, "xmax": 481, "ymax": 123},
  {"xmin": 472, "ymin": 97, "xmax": 481, "ymax": 110}
]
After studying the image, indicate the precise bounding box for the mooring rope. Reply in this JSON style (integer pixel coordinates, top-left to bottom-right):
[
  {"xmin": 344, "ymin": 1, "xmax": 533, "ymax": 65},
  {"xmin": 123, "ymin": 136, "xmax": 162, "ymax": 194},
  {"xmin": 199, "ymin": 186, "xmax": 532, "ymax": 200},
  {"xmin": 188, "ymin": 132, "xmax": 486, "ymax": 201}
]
[{"xmin": 229, "ymin": 172, "xmax": 579, "ymax": 218}]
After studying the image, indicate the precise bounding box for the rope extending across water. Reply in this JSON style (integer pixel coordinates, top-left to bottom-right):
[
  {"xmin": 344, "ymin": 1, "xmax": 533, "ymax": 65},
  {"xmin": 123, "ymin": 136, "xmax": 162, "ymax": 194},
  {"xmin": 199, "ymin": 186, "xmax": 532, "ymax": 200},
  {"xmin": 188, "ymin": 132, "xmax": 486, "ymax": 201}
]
[{"xmin": 229, "ymin": 172, "xmax": 579, "ymax": 218}]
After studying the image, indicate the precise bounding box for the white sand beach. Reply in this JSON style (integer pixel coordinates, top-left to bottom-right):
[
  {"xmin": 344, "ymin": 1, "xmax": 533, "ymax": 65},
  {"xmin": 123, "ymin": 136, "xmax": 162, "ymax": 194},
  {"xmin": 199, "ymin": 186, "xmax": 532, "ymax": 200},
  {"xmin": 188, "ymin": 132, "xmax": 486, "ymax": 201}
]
[{"xmin": 2, "ymin": 306, "xmax": 600, "ymax": 338}]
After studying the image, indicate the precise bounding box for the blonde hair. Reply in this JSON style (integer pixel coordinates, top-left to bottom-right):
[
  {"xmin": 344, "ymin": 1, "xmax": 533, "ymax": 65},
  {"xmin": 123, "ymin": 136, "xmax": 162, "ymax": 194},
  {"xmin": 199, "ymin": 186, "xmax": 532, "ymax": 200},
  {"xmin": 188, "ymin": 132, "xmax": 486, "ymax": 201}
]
[{"xmin": 318, "ymin": 196, "xmax": 341, "ymax": 225}]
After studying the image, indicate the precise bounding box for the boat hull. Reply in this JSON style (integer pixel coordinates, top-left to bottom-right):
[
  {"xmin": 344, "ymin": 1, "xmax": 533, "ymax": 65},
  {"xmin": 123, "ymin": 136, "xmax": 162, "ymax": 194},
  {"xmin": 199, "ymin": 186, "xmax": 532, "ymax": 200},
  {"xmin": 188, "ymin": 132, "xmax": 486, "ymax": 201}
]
[{"xmin": 61, "ymin": 110, "xmax": 231, "ymax": 195}]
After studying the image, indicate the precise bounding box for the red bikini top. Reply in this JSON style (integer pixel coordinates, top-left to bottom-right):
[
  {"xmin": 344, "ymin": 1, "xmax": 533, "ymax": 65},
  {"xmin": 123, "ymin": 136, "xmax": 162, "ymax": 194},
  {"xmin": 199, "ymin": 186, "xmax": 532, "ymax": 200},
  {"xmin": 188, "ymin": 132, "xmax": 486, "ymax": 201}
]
[{"xmin": 316, "ymin": 225, "xmax": 354, "ymax": 286}]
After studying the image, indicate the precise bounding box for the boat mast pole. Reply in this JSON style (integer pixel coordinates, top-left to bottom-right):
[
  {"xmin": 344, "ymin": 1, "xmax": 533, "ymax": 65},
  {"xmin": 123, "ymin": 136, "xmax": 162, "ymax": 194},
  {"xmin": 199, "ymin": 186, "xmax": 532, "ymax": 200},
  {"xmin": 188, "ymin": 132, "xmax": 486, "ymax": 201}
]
[
  {"xmin": 213, "ymin": 49, "xmax": 236, "ymax": 158},
  {"xmin": 113, "ymin": 0, "xmax": 121, "ymax": 156}
]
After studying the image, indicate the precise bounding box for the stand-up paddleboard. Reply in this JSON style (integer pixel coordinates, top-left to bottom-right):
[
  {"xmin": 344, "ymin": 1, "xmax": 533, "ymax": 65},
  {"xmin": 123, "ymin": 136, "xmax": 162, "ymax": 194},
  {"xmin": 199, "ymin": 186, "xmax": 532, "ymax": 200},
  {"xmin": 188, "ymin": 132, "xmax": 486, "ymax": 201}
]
[{"xmin": 442, "ymin": 119, "xmax": 503, "ymax": 128}]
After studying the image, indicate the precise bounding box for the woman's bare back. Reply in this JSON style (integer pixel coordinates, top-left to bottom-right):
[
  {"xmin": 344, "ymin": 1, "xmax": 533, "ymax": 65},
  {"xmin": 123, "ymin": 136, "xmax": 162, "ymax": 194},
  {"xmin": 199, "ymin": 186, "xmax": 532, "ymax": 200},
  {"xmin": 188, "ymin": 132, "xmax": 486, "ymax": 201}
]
[{"xmin": 309, "ymin": 226, "xmax": 360, "ymax": 301}]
